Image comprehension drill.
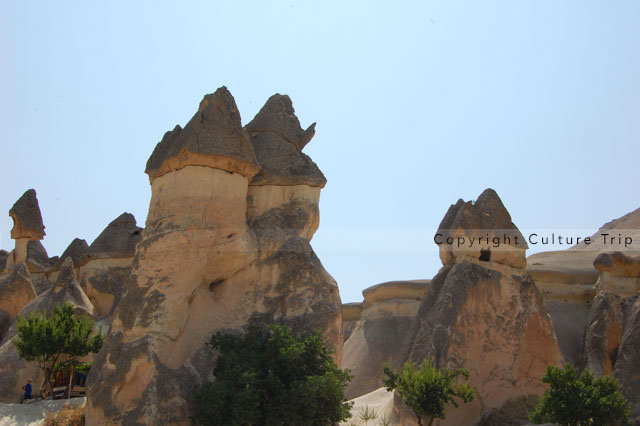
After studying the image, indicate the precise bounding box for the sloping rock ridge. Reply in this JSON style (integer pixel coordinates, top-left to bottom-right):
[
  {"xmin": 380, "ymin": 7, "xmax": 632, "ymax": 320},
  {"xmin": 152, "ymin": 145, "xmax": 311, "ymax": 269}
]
[{"xmin": 85, "ymin": 87, "xmax": 342, "ymax": 425}]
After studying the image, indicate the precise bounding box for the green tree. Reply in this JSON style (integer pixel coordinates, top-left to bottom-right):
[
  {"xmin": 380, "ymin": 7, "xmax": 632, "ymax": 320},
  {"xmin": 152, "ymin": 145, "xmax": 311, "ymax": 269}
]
[
  {"xmin": 383, "ymin": 360, "xmax": 475, "ymax": 426},
  {"xmin": 529, "ymin": 363, "xmax": 631, "ymax": 426},
  {"xmin": 13, "ymin": 302, "xmax": 104, "ymax": 398},
  {"xmin": 193, "ymin": 323, "xmax": 353, "ymax": 426}
]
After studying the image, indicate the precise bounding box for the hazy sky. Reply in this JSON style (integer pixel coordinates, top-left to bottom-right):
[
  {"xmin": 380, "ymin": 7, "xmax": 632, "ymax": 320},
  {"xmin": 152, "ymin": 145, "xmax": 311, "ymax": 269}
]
[{"xmin": 2, "ymin": 1, "xmax": 639, "ymax": 303}]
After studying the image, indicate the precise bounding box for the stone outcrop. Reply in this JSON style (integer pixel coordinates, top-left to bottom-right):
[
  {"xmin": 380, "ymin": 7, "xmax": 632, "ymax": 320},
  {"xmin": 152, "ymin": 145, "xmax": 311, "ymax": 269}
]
[
  {"xmin": 9, "ymin": 189, "xmax": 45, "ymax": 241},
  {"xmin": 80, "ymin": 213, "xmax": 142, "ymax": 265},
  {"xmin": 584, "ymin": 251, "xmax": 639, "ymax": 401},
  {"xmin": 526, "ymin": 251, "xmax": 598, "ymax": 364},
  {"xmin": 437, "ymin": 188, "xmax": 527, "ymax": 269},
  {"xmin": 342, "ymin": 302, "xmax": 362, "ymax": 342},
  {"xmin": 7, "ymin": 189, "xmax": 45, "ymax": 267},
  {"xmin": 57, "ymin": 238, "xmax": 89, "ymax": 268},
  {"xmin": 398, "ymin": 189, "xmax": 562, "ymax": 426},
  {"xmin": 343, "ymin": 280, "xmax": 428, "ymax": 399},
  {"xmin": 614, "ymin": 297, "xmax": 640, "ymax": 424},
  {"xmin": 86, "ymin": 87, "xmax": 342, "ymax": 426},
  {"xmin": 0, "ymin": 264, "xmax": 37, "ymax": 321},
  {"xmin": 0, "ymin": 258, "xmax": 95, "ymax": 403},
  {"xmin": 76, "ymin": 215, "xmax": 142, "ymax": 319}
]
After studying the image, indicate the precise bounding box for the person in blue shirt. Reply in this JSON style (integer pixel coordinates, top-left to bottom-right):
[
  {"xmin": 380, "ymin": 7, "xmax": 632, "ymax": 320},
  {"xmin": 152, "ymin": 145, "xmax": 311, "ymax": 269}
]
[{"xmin": 21, "ymin": 379, "xmax": 32, "ymax": 403}]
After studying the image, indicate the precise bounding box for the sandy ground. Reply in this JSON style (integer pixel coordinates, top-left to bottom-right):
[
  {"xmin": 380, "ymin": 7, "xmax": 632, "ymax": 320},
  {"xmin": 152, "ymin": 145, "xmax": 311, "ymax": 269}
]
[
  {"xmin": 0, "ymin": 397, "xmax": 85, "ymax": 426},
  {"xmin": 340, "ymin": 387, "xmax": 395, "ymax": 426}
]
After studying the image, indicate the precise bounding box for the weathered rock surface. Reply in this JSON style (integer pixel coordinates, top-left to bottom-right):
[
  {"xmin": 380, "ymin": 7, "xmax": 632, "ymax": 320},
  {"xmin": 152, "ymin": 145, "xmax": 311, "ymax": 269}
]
[
  {"xmin": 246, "ymin": 94, "xmax": 325, "ymax": 187},
  {"xmin": 573, "ymin": 206, "xmax": 640, "ymax": 253},
  {"xmin": 86, "ymin": 88, "xmax": 342, "ymax": 426},
  {"xmin": 9, "ymin": 189, "xmax": 45, "ymax": 241},
  {"xmin": 0, "ymin": 251, "xmax": 8, "ymax": 275},
  {"xmin": 396, "ymin": 189, "xmax": 561, "ymax": 425},
  {"xmin": 527, "ymin": 250, "xmax": 599, "ymax": 302},
  {"xmin": 401, "ymin": 262, "xmax": 562, "ymax": 425},
  {"xmin": 343, "ymin": 280, "xmax": 428, "ymax": 399},
  {"xmin": 342, "ymin": 302, "xmax": 362, "ymax": 342},
  {"xmin": 245, "ymin": 93, "xmax": 316, "ymax": 151},
  {"xmin": 80, "ymin": 214, "xmax": 142, "ymax": 265},
  {"xmin": 145, "ymin": 86, "xmax": 260, "ymax": 182},
  {"xmin": 0, "ymin": 258, "xmax": 95, "ymax": 404},
  {"xmin": 0, "ymin": 310, "xmax": 9, "ymax": 343},
  {"xmin": 583, "ymin": 250, "xmax": 640, "ymax": 423},
  {"xmin": 0, "ymin": 264, "xmax": 37, "ymax": 321},
  {"xmin": 614, "ymin": 297, "xmax": 640, "ymax": 424},
  {"xmin": 437, "ymin": 188, "xmax": 527, "ymax": 269},
  {"xmin": 57, "ymin": 238, "xmax": 89, "ymax": 268}
]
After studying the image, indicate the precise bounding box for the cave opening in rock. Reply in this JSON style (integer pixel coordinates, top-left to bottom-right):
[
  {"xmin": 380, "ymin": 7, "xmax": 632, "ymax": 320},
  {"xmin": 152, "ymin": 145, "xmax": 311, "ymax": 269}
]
[
  {"xmin": 209, "ymin": 279, "xmax": 225, "ymax": 292},
  {"xmin": 479, "ymin": 249, "xmax": 491, "ymax": 262}
]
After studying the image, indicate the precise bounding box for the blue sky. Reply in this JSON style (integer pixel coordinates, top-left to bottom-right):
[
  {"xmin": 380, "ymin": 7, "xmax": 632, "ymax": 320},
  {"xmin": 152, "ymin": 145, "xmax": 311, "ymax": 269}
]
[{"xmin": 2, "ymin": 1, "xmax": 639, "ymax": 303}]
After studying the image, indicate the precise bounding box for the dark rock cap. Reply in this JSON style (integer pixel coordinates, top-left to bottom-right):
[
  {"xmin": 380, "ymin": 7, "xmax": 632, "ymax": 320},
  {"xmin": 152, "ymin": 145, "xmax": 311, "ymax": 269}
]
[
  {"xmin": 20, "ymin": 257, "xmax": 94, "ymax": 319},
  {"xmin": 145, "ymin": 86, "xmax": 260, "ymax": 181},
  {"xmin": 593, "ymin": 251, "xmax": 640, "ymax": 277},
  {"xmin": 9, "ymin": 189, "xmax": 45, "ymax": 240},
  {"xmin": 56, "ymin": 238, "xmax": 89, "ymax": 268},
  {"xmin": 249, "ymin": 132, "xmax": 326, "ymax": 187},
  {"xmin": 245, "ymin": 94, "xmax": 316, "ymax": 151},
  {"xmin": 82, "ymin": 213, "xmax": 142, "ymax": 264},
  {"xmin": 437, "ymin": 188, "xmax": 525, "ymax": 243},
  {"xmin": 0, "ymin": 250, "xmax": 8, "ymax": 273},
  {"xmin": 26, "ymin": 240, "xmax": 54, "ymax": 271}
]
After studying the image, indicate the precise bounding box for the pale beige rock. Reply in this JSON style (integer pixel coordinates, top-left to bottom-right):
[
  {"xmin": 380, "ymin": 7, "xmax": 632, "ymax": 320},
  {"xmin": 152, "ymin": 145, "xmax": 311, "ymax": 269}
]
[
  {"xmin": 77, "ymin": 257, "xmax": 134, "ymax": 319},
  {"xmin": 0, "ymin": 264, "xmax": 37, "ymax": 321},
  {"xmin": 401, "ymin": 263, "xmax": 563, "ymax": 426},
  {"xmin": 343, "ymin": 280, "xmax": 429, "ymax": 399},
  {"xmin": 342, "ymin": 302, "xmax": 362, "ymax": 342},
  {"xmin": 437, "ymin": 189, "xmax": 527, "ymax": 270},
  {"xmin": 86, "ymin": 89, "xmax": 343, "ymax": 426}
]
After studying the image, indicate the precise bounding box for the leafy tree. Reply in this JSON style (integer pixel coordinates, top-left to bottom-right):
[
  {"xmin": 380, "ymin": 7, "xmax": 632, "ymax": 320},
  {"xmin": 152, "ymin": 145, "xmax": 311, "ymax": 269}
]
[
  {"xmin": 383, "ymin": 360, "xmax": 475, "ymax": 426},
  {"xmin": 529, "ymin": 363, "xmax": 631, "ymax": 426},
  {"xmin": 13, "ymin": 302, "xmax": 104, "ymax": 398},
  {"xmin": 193, "ymin": 323, "xmax": 353, "ymax": 426}
]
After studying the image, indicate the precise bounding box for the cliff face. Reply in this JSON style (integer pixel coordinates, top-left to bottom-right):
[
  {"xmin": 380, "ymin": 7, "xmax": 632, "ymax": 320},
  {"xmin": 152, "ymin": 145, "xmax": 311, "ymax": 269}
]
[
  {"xmin": 343, "ymin": 280, "xmax": 428, "ymax": 399},
  {"xmin": 398, "ymin": 189, "xmax": 562, "ymax": 426},
  {"xmin": 85, "ymin": 87, "xmax": 342, "ymax": 426}
]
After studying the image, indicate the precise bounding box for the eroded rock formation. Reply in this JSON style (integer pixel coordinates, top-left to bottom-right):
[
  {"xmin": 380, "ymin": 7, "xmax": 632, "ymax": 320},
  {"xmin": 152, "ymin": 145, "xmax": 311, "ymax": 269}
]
[
  {"xmin": 0, "ymin": 258, "xmax": 95, "ymax": 403},
  {"xmin": 343, "ymin": 280, "xmax": 428, "ymax": 399},
  {"xmin": 85, "ymin": 87, "xmax": 342, "ymax": 425},
  {"xmin": 398, "ymin": 189, "xmax": 562, "ymax": 426},
  {"xmin": 77, "ymin": 214, "xmax": 142, "ymax": 319}
]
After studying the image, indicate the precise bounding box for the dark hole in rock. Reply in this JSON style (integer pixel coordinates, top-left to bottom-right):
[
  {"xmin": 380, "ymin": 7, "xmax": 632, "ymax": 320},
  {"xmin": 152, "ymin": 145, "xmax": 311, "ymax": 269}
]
[
  {"xmin": 209, "ymin": 279, "xmax": 225, "ymax": 291},
  {"xmin": 610, "ymin": 346, "xmax": 619, "ymax": 366},
  {"xmin": 132, "ymin": 230, "xmax": 140, "ymax": 236},
  {"xmin": 479, "ymin": 249, "xmax": 491, "ymax": 262},
  {"xmin": 227, "ymin": 233, "xmax": 236, "ymax": 239}
]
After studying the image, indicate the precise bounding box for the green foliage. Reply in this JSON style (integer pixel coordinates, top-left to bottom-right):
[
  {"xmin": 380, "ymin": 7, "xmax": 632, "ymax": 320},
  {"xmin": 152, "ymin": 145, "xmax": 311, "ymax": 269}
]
[
  {"xmin": 383, "ymin": 361, "xmax": 475, "ymax": 426},
  {"xmin": 193, "ymin": 323, "xmax": 353, "ymax": 426},
  {"xmin": 529, "ymin": 363, "xmax": 631, "ymax": 426},
  {"xmin": 13, "ymin": 302, "xmax": 103, "ymax": 397}
]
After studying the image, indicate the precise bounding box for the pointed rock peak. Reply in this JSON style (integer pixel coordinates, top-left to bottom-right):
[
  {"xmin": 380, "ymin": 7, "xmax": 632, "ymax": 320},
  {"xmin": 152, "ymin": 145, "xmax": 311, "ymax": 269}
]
[
  {"xmin": 9, "ymin": 189, "xmax": 45, "ymax": 240},
  {"xmin": 82, "ymin": 213, "xmax": 142, "ymax": 264},
  {"xmin": 437, "ymin": 188, "xmax": 526, "ymax": 269},
  {"xmin": 246, "ymin": 93, "xmax": 316, "ymax": 151},
  {"xmin": 56, "ymin": 257, "xmax": 76, "ymax": 287},
  {"xmin": 57, "ymin": 238, "xmax": 89, "ymax": 268},
  {"xmin": 438, "ymin": 188, "xmax": 518, "ymax": 232},
  {"xmin": 145, "ymin": 86, "xmax": 259, "ymax": 181}
]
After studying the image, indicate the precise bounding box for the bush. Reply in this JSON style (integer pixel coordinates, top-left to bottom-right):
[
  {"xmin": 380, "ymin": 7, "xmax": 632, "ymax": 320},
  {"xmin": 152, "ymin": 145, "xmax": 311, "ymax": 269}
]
[
  {"xmin": 383, "ymin": 360, "xmax": 475, "ymax": 426},
  {"xmin": 193, "ymin": 323, "xmax": 353, "ymax": 426},
  {"xmin": 529, "ymin": 363, "xmax": 631, "ymax": 426}
]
